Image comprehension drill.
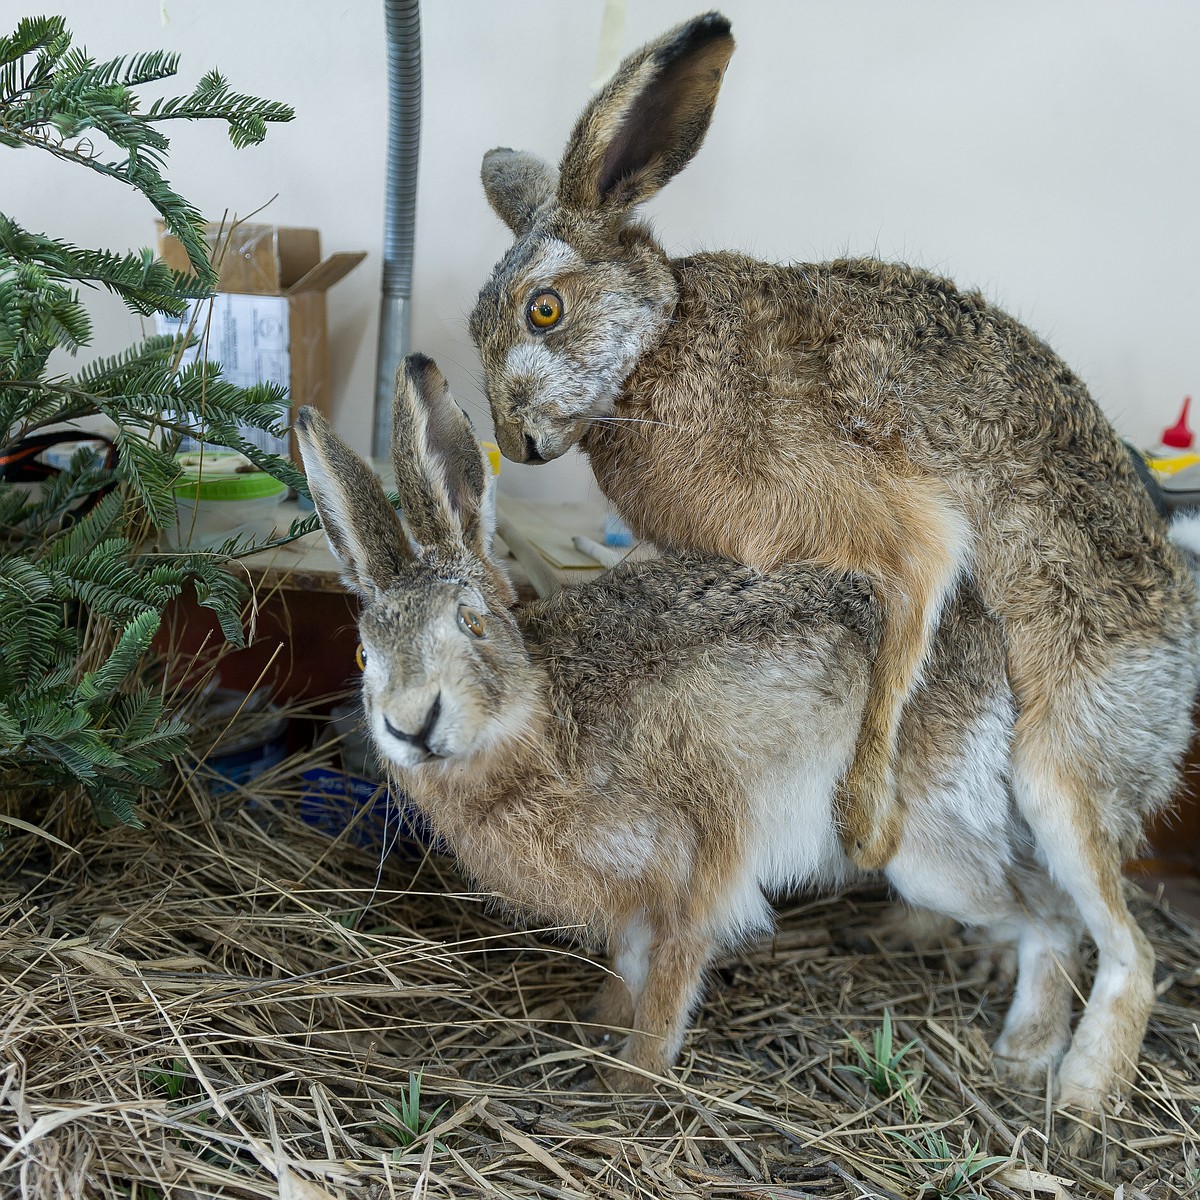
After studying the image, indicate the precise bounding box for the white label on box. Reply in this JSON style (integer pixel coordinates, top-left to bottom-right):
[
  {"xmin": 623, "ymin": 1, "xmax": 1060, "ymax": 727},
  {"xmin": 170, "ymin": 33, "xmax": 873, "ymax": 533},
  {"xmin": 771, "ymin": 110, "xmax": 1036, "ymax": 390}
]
[{"xmin": 157, "ymin": 294, "xmax": 290, "ymax": 457}]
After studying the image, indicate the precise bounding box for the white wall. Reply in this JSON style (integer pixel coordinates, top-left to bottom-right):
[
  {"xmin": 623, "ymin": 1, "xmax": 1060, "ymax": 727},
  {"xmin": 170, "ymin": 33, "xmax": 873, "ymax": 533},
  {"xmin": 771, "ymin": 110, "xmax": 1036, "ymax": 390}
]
[{"xmin": 7, "ymin": 1, "xmax": 1199, "ymax": 505}]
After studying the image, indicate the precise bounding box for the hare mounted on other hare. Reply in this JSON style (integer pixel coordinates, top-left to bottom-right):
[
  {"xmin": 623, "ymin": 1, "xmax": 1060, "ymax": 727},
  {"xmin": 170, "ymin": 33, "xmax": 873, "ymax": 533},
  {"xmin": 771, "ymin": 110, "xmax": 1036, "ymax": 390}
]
[
  {"xmin": 468, "ymin": 13, "xmax": 1200, "ymax": 1110},
  {"xmin": 295, "ymin": 355, "xmax": 1198, "ymax": 1105}
]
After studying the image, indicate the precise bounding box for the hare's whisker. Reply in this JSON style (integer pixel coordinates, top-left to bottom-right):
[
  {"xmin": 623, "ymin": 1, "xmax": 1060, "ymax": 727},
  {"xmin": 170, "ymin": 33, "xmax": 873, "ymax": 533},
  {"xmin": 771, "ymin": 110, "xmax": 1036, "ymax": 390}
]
[{"xmin": 590, "ymin": 415, "xmax": 683, "ymax": 431}]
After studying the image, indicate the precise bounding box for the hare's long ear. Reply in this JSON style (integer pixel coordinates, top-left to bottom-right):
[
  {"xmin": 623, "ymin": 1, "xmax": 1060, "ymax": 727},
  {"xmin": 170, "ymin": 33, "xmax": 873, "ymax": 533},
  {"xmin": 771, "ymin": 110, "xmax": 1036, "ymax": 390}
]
[
  {"xmin": 481, "ymin": 148, "xmax": 557, "ymax": 237},
  {"xmin": 557, "ymin": 11, "xmax": 733, "ymax": 216},
  {"xmin": 391, "ymin": 354, "xmax": 492, "ymax": 559},
  {"xmin": 295, "ymin": 407, "xmax": 412, "ymax": 599}
]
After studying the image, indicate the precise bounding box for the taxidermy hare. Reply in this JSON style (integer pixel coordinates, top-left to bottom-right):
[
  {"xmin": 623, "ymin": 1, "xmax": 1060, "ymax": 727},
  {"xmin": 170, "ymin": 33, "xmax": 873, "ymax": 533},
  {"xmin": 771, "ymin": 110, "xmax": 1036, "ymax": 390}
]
[
  {"xmin": 469, "ymin": 12, "xmax": 1200, "ymax": 1109},
  {"xmin": 295, "ymin": 355, "xmax": 1199, "ymax": 1109}
]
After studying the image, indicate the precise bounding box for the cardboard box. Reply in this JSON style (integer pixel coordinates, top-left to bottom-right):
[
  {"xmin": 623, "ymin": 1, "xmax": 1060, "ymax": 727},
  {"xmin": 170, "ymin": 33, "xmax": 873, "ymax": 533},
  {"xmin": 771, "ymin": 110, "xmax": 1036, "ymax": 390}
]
[{"xmin": 155, "ymin": 222, "xmax": 366, "ymax": 458}]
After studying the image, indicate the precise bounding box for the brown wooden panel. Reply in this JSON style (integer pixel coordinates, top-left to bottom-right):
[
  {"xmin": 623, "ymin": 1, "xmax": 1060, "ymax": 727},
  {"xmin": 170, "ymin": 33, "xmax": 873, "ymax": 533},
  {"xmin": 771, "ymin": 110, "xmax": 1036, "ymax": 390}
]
[
  {"xmin": 1133, "ymin": 711, "xmax": 1200, "ymax": 878},
  {"xmin": 160, "ymin": 586, "xmax": 360, "ymax": 707}
]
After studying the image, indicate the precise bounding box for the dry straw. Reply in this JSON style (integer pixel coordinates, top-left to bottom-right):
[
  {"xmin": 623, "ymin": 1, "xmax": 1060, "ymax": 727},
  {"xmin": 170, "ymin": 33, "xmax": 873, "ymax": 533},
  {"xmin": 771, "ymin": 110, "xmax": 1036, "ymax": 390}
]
[{"xmin": 2, "ymin": 745, "xmax": 1198, "ymax": 1199}]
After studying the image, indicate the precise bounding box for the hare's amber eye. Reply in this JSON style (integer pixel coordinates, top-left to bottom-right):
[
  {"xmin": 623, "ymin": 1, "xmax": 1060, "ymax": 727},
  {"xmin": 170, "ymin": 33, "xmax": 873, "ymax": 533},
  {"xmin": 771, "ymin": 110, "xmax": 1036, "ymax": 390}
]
[
  {"xmin": 527, "ymin": 290, "xmax": 563, "ymax": 330},
  {"xmin": 355, "ymin": 643, "xmax": 367, "ymax": 671},
  {"xmin": 458, "ymin": 606, "xmax": 486, "ymax": 638}
]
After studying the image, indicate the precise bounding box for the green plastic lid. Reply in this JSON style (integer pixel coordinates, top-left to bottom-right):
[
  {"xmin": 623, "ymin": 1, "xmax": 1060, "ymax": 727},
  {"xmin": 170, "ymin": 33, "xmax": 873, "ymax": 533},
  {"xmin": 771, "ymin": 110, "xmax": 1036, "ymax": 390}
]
[{"xmin": 173, "ymin": 451, "xmax": 288, "ymax": 502}]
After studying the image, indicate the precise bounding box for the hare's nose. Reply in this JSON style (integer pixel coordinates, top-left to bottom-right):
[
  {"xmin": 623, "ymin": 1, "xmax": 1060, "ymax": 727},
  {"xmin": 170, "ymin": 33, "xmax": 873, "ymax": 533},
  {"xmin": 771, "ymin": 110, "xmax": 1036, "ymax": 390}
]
[{"xmin": 384, "ymin": 694, "xmax": 443, "ymax": 756}]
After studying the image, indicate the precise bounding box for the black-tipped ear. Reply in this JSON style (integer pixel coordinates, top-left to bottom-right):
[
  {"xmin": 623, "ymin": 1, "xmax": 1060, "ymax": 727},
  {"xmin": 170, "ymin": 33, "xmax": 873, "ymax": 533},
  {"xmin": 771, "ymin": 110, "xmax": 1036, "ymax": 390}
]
[
  {"xmin": 558, "ymin": 11, "xmax": 733, "ymax": 214},
  {"xmin": 481, "ymin": 148, "xmax": 557, "ymax": 237},
  {"xmin": 391, "ymin": 354, "xmax": 491, "ymax": 557},
  {"xmin": 294, "ymin": 407, "xmax": 412, "ymax": 598}
]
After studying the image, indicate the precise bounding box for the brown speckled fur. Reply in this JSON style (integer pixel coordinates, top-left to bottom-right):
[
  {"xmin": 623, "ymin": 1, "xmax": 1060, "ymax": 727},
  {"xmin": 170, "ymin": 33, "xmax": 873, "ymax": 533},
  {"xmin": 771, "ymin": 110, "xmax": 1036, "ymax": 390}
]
[
  {"xmin": 297, "ymin": 357, "xmax": 1199, "ymax": 1111},
  {"xmin": 467, "ymin": 13, "xmax": 1200, "ymax": 1111}
]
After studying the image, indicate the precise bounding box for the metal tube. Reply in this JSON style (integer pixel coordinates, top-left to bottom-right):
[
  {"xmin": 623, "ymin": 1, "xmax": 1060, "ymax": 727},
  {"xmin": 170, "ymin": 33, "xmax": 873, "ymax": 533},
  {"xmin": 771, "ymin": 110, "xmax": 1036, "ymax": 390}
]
[{"xmin": 373, "ymin": 0, "xmax": 422, "ymax": 458}]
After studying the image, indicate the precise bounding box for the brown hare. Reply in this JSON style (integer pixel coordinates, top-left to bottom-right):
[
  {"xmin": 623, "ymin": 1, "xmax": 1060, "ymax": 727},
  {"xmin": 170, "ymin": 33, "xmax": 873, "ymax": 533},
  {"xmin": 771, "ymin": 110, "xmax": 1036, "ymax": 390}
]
[
  {"xmin": 295, "ymin": 355, "xmax": 1200, "ymax": 1109},
  {"xmin": 467, "ymin": 12, "xmax": 1200, "ymax": 1112}
]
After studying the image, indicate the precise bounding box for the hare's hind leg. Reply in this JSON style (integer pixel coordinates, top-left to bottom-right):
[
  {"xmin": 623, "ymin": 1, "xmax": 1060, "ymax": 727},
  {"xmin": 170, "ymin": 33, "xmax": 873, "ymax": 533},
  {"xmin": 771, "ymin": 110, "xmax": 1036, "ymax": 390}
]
[
  {"xmin": 992, "ymin": 916, "xmax": 1081, "ymax": 1084},
  {"xmin": 839, "ymin": 486, "xmax": 971, "ymax": 870},
  {"xmin": 1010, "ymin": 717, "xmax": 1155, "ymax": 1112}
]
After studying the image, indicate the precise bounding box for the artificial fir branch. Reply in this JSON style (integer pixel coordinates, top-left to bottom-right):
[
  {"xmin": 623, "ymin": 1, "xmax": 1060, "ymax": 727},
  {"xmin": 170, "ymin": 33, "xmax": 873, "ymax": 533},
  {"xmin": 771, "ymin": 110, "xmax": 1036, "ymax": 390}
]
[{"xmin": 0, "ymin": 16, "xmax": 309, "ymax": 832}]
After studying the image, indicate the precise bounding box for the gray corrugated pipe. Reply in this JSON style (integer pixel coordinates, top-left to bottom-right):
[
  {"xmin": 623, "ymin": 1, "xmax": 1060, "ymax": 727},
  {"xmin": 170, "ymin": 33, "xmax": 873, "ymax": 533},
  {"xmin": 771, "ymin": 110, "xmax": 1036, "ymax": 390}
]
[{"xmin": 373, "ymin": 0, "xmax": 422, "ymax": 458}]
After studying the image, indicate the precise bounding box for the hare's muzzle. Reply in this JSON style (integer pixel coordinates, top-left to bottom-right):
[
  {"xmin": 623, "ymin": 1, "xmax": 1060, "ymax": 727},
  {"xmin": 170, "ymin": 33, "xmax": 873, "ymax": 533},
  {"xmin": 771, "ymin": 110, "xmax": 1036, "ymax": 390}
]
[
  {"xmin": 378, "ymin": 693, "xmax": 445, "ymax": 763},
  {"xmin": 496, "ymin": 414, "xmax": 584, "ymax": 465},
  {"xmin": 495, "ymin": 417, "xmax": 550, "ymax": 464},
  {"xmin": 381, "ymin": 691, "xmax": 444, "ymax": 753}
]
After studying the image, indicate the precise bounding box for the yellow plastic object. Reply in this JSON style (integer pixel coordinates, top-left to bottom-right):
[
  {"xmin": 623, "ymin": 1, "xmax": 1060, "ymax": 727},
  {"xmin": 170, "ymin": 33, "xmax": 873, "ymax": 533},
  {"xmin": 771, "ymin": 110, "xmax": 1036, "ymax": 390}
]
[
  {"xmin": 480, "ymin": 441, "xmax": 501, "ymax": 476},
  {"xmin": 1146, "ymin": 452, "xmax": 1200, "ymax": 477}
]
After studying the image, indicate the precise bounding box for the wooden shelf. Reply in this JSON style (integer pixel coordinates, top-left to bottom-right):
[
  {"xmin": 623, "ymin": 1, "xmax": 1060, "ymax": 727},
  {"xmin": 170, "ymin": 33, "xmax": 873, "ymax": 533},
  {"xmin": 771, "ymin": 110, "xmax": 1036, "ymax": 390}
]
[{"xmin": 182, "ymin": 488, "xmax": 1200, "ymax": 883}]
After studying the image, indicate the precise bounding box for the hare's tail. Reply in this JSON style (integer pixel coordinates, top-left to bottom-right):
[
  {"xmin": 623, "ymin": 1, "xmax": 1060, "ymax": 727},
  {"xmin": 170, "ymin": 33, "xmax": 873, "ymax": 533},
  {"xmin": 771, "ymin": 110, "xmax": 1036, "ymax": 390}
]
[{"xmin": 1168, "ymin": 508, "xmax": 1200, "ymax": 565}]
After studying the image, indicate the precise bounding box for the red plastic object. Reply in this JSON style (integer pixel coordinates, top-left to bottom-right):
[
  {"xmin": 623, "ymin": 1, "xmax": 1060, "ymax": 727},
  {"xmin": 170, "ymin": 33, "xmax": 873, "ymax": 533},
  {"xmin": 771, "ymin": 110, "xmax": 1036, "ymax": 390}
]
[{"xmin": 1162, "ymin": 396, "xmax": 1194, "ymax": 449}]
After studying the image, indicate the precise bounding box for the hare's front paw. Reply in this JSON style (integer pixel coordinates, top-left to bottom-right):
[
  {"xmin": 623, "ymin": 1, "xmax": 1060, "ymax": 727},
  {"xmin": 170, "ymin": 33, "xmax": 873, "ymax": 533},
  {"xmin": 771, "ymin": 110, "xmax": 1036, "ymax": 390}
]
[
  {"xmin": 594, "ymin": 1033, "xmax": 674, "ymax": 1095},
  {"xmin": 582, "ymin": 976, "xmax": 634, "ymax": 1041},
  {"xmin": 596, "ymin": 1059, "xmax": 662, "ymax": 1095},
  {"xmin": 836, "ymin": 773, "xmax": 902, "ymax": 871}
]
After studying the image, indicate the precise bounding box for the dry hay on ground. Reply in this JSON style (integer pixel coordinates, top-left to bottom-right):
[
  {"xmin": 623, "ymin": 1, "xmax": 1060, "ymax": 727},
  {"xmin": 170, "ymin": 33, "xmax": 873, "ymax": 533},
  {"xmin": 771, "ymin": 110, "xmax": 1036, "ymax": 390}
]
[{"xmin": 2, "ymin": 756, "xmax": 1199, "ymax": 1200}]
